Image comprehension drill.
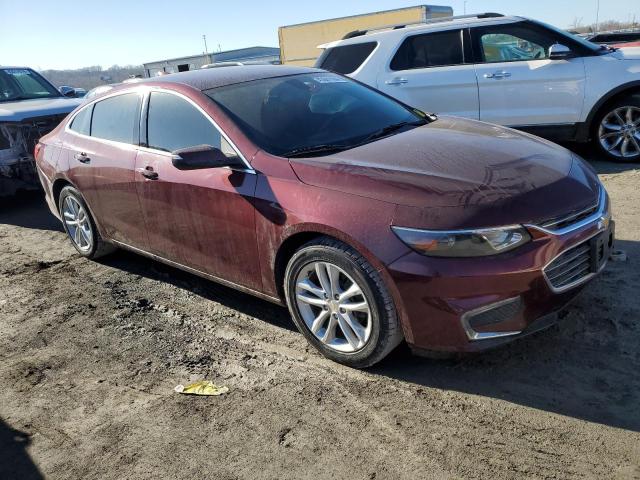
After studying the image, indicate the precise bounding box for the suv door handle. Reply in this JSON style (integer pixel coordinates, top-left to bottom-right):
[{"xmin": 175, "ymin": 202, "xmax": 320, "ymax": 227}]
[
  {"xmin": 385, "ymin": 77, "xmax": 409, "ymax": 86},
  {"xmin": 484, "ymin": 71, "xmax": 512, "ymax": 79},
  {"xmin": 74, "ymin": 152, "xmax": 91, "ymax": 164},
  {"xmin": 136, "ymin": 166, "xmax": 159, "ymax": 180}
]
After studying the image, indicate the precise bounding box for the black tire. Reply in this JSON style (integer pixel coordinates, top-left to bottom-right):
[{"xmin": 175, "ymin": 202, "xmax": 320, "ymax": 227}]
[
  {"xmin": 58, "ymin": 186, "xmax": 115, "ymax": 259},
  {"xmin": 593, "ymin": 94, "xmax": 640, "ymax": 162},
  {"xmin": 284, "ymin": 237, "xmax": 403, "ymax": 368}
]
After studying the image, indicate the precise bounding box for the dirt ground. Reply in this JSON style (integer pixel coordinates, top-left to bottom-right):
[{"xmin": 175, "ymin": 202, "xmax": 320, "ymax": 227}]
[{"xmin": 1, "ymin": 147, "xmax": 639, "ymax": 480}]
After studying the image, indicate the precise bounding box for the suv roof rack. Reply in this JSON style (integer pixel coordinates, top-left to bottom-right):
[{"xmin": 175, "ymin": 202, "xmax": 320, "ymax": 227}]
[{"xmin": 342, "ymin": 12, "xmax": 505, "ymax": 39}]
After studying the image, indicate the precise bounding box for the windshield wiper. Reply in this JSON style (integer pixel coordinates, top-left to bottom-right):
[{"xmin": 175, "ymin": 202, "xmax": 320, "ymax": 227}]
[
  {"xmin": 359, "ymin": 119, "xmax": 427, "ymax": 144},
  {"xmin": 284, "ymin": 144, "xmax": 352, "ymax": 158}
]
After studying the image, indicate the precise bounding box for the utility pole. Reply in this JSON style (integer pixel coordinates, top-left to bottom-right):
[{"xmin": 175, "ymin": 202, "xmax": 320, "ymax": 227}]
[
  {"xmin": 202, "ymin": 34, "xmax": 209, "ymax": 54},
  {"xmin": 463, "ymin": 1, "xmax": 467, "ymax": 15},
  {"xmin": 594, "ymin": 0, "xmax": 600, "ymax": 33}
]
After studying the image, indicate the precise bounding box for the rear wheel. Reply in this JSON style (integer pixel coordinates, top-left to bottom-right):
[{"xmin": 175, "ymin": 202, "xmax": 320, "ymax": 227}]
[
  {"xmin": 594, "ymin": 95, "xmax": 640, "ymax": 162},
  {"xmin": 58, "ymin": 186, "xmax": 115, "ymax": 259},
  {"xmin": 284, "ymin": 237, "xmax": 403, "ymax": 368}
]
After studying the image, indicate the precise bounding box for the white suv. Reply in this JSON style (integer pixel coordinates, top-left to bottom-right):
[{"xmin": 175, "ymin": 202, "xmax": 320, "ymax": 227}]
[{"xmin": 315, "ymin": 13, "xmax": 640, "ymax": 161}]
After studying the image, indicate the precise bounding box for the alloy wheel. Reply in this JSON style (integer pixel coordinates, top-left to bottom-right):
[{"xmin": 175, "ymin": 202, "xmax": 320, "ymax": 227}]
[
  {"xmin": 598, "ymin": 106, "xmax": 640, "ymax": 158},
  {"xmin": 62, "ymin": 196, "xmax": 93, "ymax": 252},
  {"xmin": 294, "ymin": 261, "xmax": 372, "ymax": 353}
]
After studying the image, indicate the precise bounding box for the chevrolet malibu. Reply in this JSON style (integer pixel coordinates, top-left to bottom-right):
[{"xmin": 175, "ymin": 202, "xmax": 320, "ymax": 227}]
[{"xmin": 35, "ymin": 66, "xmax": 614, "ymax": 368}]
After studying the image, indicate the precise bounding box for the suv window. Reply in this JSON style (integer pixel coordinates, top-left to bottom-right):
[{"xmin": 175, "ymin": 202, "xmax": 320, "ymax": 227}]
[
  {"xmin": 318, "ymin": 42, "xmax": 377, "ymax": 74},
  {"xmin": 69, "ymin": 105, "xmax": 92, "ymax": 136},
  {"xmin": 147, "ymin": 91, "xmax": 230, "ymax": 153},
  {"xmin": 91, "ymin": 93, "xmax": 140, "ymax": 144},
  {"xmin": 474, "ymin": 22, "xmax": 565, "ymax": 63},
  {"xmin": 391, "ymin": 30, "xmax": 464, "ymax": 71}
]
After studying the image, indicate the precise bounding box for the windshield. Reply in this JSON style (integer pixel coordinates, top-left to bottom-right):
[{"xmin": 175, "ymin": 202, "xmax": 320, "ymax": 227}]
[
  {"xmin": 0, "ymin": 68, "xmax": 61, "ymax": 102},
  {"xmin": 205, "ymin": 72, "xmax": 427, "ymax": 157}
]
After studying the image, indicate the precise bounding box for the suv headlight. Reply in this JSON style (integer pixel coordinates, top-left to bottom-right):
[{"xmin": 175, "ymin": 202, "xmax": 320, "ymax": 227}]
[{"xmin": 391, "ymin": 225, "xmax": 531, "ymax": 257}]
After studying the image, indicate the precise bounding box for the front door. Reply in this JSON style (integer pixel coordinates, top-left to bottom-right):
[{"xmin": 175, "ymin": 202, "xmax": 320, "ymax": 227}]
[
  {"xmin": 135, "ymin": 90, "xmax": 261, "ymax": 290},
  {"xmin": 377, "ymin": 29, "xmax": 479, "ymax": 119},
  {"xmin": 471, "ymin": 21, "xmax": 586, "ymax": 126}
]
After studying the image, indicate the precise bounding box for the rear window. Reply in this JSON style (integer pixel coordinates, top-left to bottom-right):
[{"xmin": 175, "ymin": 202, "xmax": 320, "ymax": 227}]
[
  {"xmin": 391, "ymin": 30, "xmax": 464, "ymax": 71},
  {"xmin": 318, "ymin": 42, "xmax": 377, "ymax": 74},
  {"xmin": 69, "ymin": 106, "xmax": 92, "ymax": 136},
  {"xmin": 91, "ymin": 93, "xmax": 140, "ymax": 144}
]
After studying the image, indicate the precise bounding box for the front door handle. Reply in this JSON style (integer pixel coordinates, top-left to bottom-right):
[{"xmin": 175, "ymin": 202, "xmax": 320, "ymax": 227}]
[
  {"xmin": 136, "ymin": 166, "xmax": 159, "ymax": 180},
  {"xmin": 74, "ymin": 152, "xmax": 91, "ymax": 164},
  {"xmin": 484, "ymin": 71, "xmax": 512, "ymax": 79},
  {"xmin": 385, "ymin": 77, "xmax": 409, "ymax": 86}
]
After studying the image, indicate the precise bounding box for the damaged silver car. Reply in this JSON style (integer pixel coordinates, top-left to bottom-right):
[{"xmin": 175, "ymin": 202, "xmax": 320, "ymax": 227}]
[{"xmin": 0, "ymin": 67, "xmax": 81, "ymax": 195}]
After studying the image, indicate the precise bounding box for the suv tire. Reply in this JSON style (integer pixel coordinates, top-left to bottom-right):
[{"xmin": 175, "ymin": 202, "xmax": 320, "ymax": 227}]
[{"xmin": 594, "ymin": 94, "xmax": 640, "ymax": 162}]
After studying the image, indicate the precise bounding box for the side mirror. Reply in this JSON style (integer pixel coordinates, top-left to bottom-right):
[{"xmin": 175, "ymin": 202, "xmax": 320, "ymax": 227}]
[
  {"xmin": 59, "ymin": 86, "xmax": 76, "ymax": 97},
  {"xmin": 549, "ymin": 44, "xmax": 574, "ymax": 60},
  {"xmin": 171, "ymin": 144, "xmax": 244, "ymax": 170}
]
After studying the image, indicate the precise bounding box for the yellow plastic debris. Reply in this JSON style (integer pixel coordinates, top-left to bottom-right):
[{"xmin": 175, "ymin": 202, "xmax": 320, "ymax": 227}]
[{"xmin": 174, "ymin": 380, "xmax": 229, "ymax": 396}]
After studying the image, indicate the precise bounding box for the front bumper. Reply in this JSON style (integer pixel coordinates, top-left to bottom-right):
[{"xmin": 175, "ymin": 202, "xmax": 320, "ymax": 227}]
[{"xmin": 387, "ymin": 213, "xmax": 614, "ymax": 353}]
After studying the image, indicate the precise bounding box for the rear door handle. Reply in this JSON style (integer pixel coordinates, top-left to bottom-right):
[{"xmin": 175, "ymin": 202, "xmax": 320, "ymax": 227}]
[
  {"xmin": 385, "ymin": 77, "xmax": 409, "ymax": 86},
  {"xmin": 74, "ymin": 152, "xmax": 91, "ymax": 164},
  {"xmin": 136, "ymin": 166, "xmax": 159, "ymax": 180},
  {"xmin": 484, "ymin": 71, "xmax": 512, "ymax": 79}
]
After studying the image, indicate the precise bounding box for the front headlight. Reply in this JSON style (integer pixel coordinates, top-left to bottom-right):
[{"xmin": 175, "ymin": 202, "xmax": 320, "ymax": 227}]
[{"xmin": 391, "ymin": 225, "xmax": 531, "ymax": 257}]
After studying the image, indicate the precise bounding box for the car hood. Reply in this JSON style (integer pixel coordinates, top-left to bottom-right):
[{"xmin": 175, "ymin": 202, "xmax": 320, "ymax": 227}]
[
  {"xmin": 0, "ymin": 97, "xmax": 82, "ymax": 122},
  {"xmin": 611, "ymin": 46, "xmax": 640, "ymax": 60},
  {"xmin": 289, "ymin": 116, "xmax": 601, "ymax": 229}
]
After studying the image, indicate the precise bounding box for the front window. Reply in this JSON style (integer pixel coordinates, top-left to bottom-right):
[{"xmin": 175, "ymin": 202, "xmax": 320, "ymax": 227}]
[
  {"xmin": 205, "ymin": 72, "xmax": 428, "ymax": 157},
  {"xmin": 0, "ymin": 68, "xmax": 61, "ymax": 102}
]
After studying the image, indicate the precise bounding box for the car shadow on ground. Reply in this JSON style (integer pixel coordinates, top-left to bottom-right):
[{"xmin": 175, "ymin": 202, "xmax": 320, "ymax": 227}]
[
  {"xmin": 0, "ymin": 419, "xmax": 44, "ymax": 480},
  {"xmin": 0, "ymin": 191, "xmax": 63, "ymax": 232},
  {"xmin": 564, "ymin": 142, "xmax": 640, "ymax": 174},
  {"xmin": 99, "ymin": 249, "xmax": 297, "ymax": 333}
]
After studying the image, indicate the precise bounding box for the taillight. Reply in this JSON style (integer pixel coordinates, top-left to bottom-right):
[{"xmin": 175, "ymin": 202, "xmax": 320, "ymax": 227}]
[{"xmin": 34, "ymin": 142, "xmax": 43, "ymax": 160}]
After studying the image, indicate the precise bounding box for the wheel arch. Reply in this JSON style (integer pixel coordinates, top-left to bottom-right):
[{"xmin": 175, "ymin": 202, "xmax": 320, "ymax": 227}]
[
  {"xmin": 583, "ymin": 81, "xmax": 640, "ymax": 139},
  {"xmin": 272, "ymin": 225, "xmax": 412, "ymax": 343},
  {"xmin": 51, "ymin": 177, "xmax": 107, "ymax": 238}
]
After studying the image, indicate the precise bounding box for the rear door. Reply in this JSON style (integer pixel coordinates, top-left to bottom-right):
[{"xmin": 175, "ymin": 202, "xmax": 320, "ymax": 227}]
[
  {"xmin": 471, "ymin": 21, "xmax": 586, "ymax": 126},
  {"xmin": 64, "ymin": 92, "xmax": 148, "ymax": 249},
  {"xmin": 377, "ymin": 29, "xmax": 480, "ymax": 119},
  {"xmin": 136, "ymin": 90, "xmax": 261, "ymax": 290}
]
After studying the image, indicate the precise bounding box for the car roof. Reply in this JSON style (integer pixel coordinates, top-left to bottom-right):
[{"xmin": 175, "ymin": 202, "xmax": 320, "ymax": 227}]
[
  {"xmin": 320, "ymin": 15, "xmax": 525, "ymax": 48},
  {"xmin": 142, "ymin": 65, "xmax": 323, "ymax": 91}
]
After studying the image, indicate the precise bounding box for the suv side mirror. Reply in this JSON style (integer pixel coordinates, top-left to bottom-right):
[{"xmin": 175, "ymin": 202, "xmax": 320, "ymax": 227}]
[
  {"xmin": 549, "ymin": 44, "xmax": 574, "ymax": 60},
  {"xmin": 171, "ymin": 144, "xmax": 244, "ymax": 170},
  {"xmin": 59, "ymin": 85, "xmax": 76, "ymax": 97}
]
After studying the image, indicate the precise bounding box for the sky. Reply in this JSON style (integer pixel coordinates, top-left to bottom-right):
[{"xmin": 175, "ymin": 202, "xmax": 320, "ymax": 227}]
[{"xmin": 1, "ymin": 0, "xmax": 638, "ymax": 70}]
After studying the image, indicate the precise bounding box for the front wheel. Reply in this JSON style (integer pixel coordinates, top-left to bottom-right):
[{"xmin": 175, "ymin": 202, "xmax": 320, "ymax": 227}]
[
  {"xmin": 594, "ymin": 95, "xmax": 640, "ymax": 162},
  {"xmin": 284, "ymin": 237, "xmax": 403, "ymax": 368}
]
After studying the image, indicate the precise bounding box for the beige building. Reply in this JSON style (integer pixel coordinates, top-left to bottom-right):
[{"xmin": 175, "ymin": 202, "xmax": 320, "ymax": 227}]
[{"xmin": 279, "ymin": 5, "xmax": 453, "ymax": 67}]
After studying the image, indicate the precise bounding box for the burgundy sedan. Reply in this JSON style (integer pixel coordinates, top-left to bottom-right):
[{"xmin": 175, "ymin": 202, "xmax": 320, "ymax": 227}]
[{"xmin": 35, "ymin": 66, "xmax": 614, "ymax": 367}]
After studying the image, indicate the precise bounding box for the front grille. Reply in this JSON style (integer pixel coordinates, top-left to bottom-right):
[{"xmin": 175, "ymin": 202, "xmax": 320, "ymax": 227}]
[{"xmin": 544, "ymin": 241, "xmax": 592, "ymax": 290}]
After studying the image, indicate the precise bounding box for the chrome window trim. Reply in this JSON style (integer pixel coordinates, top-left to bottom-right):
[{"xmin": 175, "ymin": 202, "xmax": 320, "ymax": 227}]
[
  {"xmin": 63, "ymin": 85, "xmax": 255, "ymax": 173},
  {"xmin": 460, "ymin": 296, "xmax": 522, "ymax": 341},
  {"xmin": 527, "ymin": 186, "xmax": 608, "ymax": 236}
]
